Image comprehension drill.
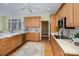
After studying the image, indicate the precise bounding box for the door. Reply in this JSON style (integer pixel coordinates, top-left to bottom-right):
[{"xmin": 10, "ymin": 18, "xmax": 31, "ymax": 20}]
[{"xmin": 42, "ymin": 21, "xmax": 49, "ymax": 37}]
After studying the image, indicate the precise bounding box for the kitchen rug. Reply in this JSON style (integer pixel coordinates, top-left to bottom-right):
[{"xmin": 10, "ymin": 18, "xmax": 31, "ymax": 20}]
[{"xmin": 12, "ymin": 42, "xmax": 45, "ymax": 56}]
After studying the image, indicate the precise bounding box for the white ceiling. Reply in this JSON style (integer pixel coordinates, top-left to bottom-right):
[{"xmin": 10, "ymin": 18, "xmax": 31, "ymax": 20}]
[{"xmin": 0, "ymin": 3, "xmax": 62, "ymax": 16}]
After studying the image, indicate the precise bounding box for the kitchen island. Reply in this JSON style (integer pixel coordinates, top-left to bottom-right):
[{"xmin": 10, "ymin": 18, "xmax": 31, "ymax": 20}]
[{"xmin": 51, "ymin": 33, "xmax": 79, "ymax": 56}]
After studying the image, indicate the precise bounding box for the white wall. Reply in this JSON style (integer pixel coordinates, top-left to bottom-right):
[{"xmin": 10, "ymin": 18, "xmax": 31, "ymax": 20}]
[{"xmin": 41, "ymin": 14, "xmax": 50, "ymax": 21}]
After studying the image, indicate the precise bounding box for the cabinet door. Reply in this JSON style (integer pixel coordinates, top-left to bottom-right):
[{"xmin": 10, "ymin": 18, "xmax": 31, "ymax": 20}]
[
  {"xmin": 66, "ymin": 3, "xmax": 74, "ymax": 27},
  {"xmin": 24, "ymin": 17, "xmax": 32, "ymax": 28},
  {"xmin": 26, "ymin": 32, "xmax": 40, "ymax": 41},
  {"xmin": 50, "ymin": 35, "xmax": 64, "ymax": 56},
  {"xmin": 30, "ymin": 17, "xmax": 40, "ymax": 28},
  {"xmin": 31, "ymin": 18, "xmax": 34, "ymax": 27},
  {"xmin": 34, "ymin": 17, "xmax": 40, "ymax": 27},
  {"xmin": 24, "ymin": 17, "xmax": 40, "ymax": 28},
  {"xmin": 74, "ymin": 3, "xmax": 79, "ymax": 28},
  {"xmin": 12, "ymin": 35, "xmax": 22, "ymax": 49},
  {"xmin": 51, "ymin": 36, "xmax": 60, "ymax": 56},
  {"xmin": 50, "ymin": 14, "xmax": 56, "ymax": 32},
  {"xmin": 0, "ymin": 38, "xmax": 12, "ymax": 55},
  {"xmin": 33, "ymin": 32, "xmax": 40, "ymax": 41},
  {"xmin": 26, "ymin": 33, "xmax": 31, "ymax": 41}
]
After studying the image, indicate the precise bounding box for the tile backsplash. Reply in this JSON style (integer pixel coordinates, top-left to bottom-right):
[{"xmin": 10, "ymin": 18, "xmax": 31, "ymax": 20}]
[
  {"xmin": 61, "ymin": 28, "xmax": 79, "ymax": 38},
  {"xmin": 25, "ymin": 27, "xmax": 40, "ymax": 32}
]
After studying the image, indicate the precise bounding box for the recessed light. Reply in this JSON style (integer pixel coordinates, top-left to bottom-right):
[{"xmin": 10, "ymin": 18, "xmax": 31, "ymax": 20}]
[{"xmin": 48, "ymin": 8, "xmax": 50, "ymax": 11}]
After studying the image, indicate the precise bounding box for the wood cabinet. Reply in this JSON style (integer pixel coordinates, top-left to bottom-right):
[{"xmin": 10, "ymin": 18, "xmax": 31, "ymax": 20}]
[
  {"xmin": 56, "ymin": 4, "xmax": 74, "ymax": 27},
  {"xmin": 24, "ymin": 17, "xmax": 31, "ymax": 27},
  {"xmin": 50, "ymin": 35, "xmax": 64, "ymax": 56},
  {"xmin": 0, "ymin": 34, "xmax": 22, "ymax": 56},
  {"xmin": 24, "ymin": 16, "xmax": 40, "ymax": 28},
  {"xmin": 50, "ymin": 14, "xmax": 56, "ymax": 32},
  {"xmin": 66, "ymin": 3, "xmax": 74, "ymax": 27},
  {"xmin": 26, "ymin": 32, "xmax": 40, "ymax": 41},
  {"xmin": 0, "ymin": 38, "xmax": 13, "ymax": 56},
  {"xmin": 12, "ymin": 35, "xmax": 22, "ymax": 49},
  {"xmin": 74, "ymin": 3, "xmax": 79, "ymax": 28},
  {"xmin": 56, "ymin": 3, "xmax": 79, "ymax": 28},
  {"xmin": 56, "ymin": 4, "xmax": 66, "ymax": 21}
]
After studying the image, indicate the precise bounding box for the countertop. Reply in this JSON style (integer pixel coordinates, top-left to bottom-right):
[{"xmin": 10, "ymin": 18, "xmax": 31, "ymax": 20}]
[
  {"xmin": 0, "ymin": 31, "xmax": 26, "ymax": 39},
  {"xmin": 51, "ymin": 33, "xmax": 79, "ymax": 55},
  {"xmin": 0, "ymin": 30, "xmax": 40, "ymax": 39}
]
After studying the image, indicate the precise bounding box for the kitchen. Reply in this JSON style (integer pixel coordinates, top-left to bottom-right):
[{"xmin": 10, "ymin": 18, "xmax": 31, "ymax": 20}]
[
  {"xmin": 0, "ymin": 3, "xmax": 56, "ymax": 56},
  {"xmin": 0, "ymin": 3, "xmax": 79, "ymax": 56}
]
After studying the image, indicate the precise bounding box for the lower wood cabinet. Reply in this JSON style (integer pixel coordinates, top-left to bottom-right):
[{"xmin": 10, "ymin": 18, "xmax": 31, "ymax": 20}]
[
  {"xmin": 0, "ymin": 34, "xmax": 22, "ymax": 56},
  {"xmin": 50, "ymin": 35, "xmax": 64, "ymax": 56},
  {"xmin": 0, "ymin": 38, "xmax": 13, "ymax": 56},
  {"xmin": 26, "ymin": 32, "xmax": 40, "ymax": 41},
  {"xmin": 12, "ymin": 35, "xmax": 22, "ymax": 49}
]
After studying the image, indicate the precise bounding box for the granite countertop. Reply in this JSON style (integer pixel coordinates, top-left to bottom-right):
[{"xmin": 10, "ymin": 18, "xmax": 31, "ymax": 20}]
[
  {"xmin": 51, "ymin": 33, "xmax": 79, "ymax": 55},
  {"xmin": 26, "ymin": 30, "xmax": 40, "ymax": 32},
  {"xmin": 0, "ymin": 29, "xmax": 40, "ymax": 39},
  {"xmin": 0, "ymin": 31, "xmax": 26, "ymax": 39}
]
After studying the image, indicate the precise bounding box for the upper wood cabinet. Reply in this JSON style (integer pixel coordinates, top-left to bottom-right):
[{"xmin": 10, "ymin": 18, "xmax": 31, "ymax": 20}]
[
  {"xmin": 24, "ymin": 17, "xmax": 32, "ymax": 28},
  {"xmin": 66, "ymin": 3, "xmax": 74, "ymax": 27},
  {"xmin": 56, "ymin": 4, "xmax": 66, "ymax": 20},
  {"xmin": 54, "ymin": 3, "xmax": 79, "ymax": 28},
  {"xmin": 24, "ymin": 16, "xmax": 40, "ymax": 28},
  {"xmin": 56, "ymin": 4, "xmax": 67, "ymax": 27},
  {"xmin": 50, "ymin": 14, "xmax": 56, "ymax": 32},
  {"xmin": 56, "ymin": 4, "xmax": 74, "ymax": 27},
  {"xmin": 74, "ymin": 3, "xmax": 79, "ymax": 28}
]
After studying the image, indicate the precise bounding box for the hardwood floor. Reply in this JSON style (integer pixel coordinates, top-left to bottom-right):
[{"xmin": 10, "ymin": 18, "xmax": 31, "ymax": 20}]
[
  {"xmin": 7, "ymin": 37, "xmax": 53, "ymax": 56},
  {"xmin": 41, "ymin": 37, "xmax": 53, "ymax": 56}
]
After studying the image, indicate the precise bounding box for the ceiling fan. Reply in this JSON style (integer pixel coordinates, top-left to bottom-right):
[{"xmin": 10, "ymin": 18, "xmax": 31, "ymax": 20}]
[{"xmin": 19, "ymin": 3, "xmax": 39, "ymax": 13}]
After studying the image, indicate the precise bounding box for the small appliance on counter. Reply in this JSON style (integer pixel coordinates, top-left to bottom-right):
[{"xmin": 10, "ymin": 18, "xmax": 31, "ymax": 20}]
[
  {"xmin": 72, "ymin": 33, "xmax": 79, "ymax": 46},
  {"xmin": 72, "ymin": 38, "xmax": 79, "ymax": 46}
]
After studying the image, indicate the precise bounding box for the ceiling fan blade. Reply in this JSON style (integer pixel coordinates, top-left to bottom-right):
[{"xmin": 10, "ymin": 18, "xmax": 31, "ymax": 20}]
[
  {"xmin": 29, "ymin": 9, "xmax": 32, "ymax": 13},
  {"xmin": 18, "ymin": 3, "xmax": 39, "ymax": 13},
  {"xmin": 18, "ymin": 4, "xmax": 28, "ymax": 11},
  {"xmin": 19, "ymin": 7, "xmax": 26, "ymax": 10}
]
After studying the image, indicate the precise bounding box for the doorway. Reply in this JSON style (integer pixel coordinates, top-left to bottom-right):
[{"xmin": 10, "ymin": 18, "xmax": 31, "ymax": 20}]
[{"xmin": 41, "ymin": 21, "xmax": 49, "ymax": 39}]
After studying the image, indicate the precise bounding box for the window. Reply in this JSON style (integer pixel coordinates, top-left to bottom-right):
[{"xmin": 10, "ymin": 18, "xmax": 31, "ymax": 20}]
[{"xmin": 8, "ymin": 19, "xmax": 22, "ymax": 31}]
